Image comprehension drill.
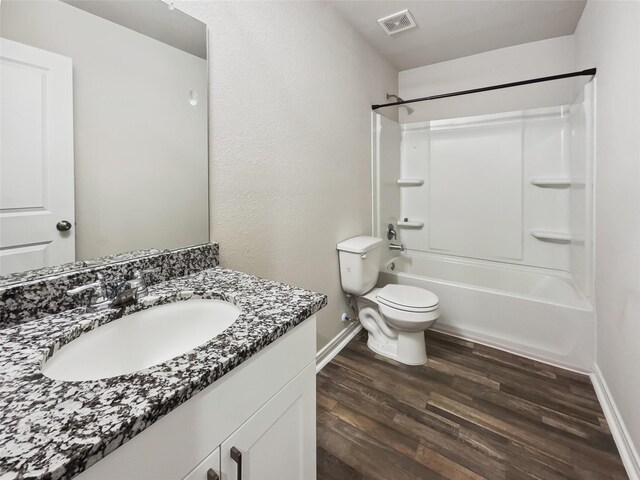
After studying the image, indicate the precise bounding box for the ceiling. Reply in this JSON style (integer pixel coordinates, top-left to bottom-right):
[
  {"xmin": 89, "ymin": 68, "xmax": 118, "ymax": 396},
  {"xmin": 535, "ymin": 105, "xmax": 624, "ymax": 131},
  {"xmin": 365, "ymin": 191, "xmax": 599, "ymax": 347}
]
[
  {"xmin": 63, "ymin": 0, "xmax": 207, "ymax": 58},
  {"xmin": 331, "ymin": 1, "xmax": 586, "ymax": 71}
]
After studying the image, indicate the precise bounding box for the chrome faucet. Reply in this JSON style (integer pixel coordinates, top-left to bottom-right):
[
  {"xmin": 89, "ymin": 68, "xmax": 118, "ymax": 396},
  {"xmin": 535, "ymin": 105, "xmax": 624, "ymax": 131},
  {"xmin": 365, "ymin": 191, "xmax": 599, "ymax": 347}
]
[
  {"xmin": 387, "ymin": 223, "xmax": 397, "ymax": 240},
  {"xmin": 121, "ymin": 268, "xmax": 159, "ymax": 298},
  {"xmin": 389, "ymin": 243, "xmax": 405, "ymax": 252},
  {"xmin": 67, "ymin": 273, "xmax": 113, "ymax": 312},
  {"xmin": 67, "ymin": 268, "xmax": 160, "ymax": 312}
]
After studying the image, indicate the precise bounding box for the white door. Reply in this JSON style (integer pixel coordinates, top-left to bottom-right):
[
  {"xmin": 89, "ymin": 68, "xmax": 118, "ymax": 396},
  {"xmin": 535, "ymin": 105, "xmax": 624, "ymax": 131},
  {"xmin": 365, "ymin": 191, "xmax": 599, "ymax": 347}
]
[
  {"xmin": 221, "ymin": 363, "xmax": 316, "ymax": 480},
  {"xmin": 0, "ymin": 38, "xmax": 74, "ymax": 275}
]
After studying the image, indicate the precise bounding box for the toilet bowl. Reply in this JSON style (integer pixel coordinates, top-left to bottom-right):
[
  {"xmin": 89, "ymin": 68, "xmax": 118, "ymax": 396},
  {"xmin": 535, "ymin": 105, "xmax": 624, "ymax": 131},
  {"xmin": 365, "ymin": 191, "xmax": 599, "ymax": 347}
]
[
  {"xmin": 357, "ymin": 285, "xmax": 439, "ymax": 365},
  {"xmin": 337, "ymin": 236, "xmax": 440, "ymax": 365}
]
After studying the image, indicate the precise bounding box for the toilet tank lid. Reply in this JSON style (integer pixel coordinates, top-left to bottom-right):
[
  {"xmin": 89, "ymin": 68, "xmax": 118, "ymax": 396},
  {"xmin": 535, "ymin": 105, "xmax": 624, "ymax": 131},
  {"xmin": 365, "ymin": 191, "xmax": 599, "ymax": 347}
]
[{"xmin": 337, "ymin": 236, "xmax": 384, "ymax": 254}]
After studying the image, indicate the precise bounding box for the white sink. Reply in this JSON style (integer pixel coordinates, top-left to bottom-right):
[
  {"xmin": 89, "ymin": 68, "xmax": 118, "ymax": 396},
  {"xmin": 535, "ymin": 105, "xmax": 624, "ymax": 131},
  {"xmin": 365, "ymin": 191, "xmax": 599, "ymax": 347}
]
[{"xmin": 42, "ymin": 299, "xmax": 241, "ymax": 381}]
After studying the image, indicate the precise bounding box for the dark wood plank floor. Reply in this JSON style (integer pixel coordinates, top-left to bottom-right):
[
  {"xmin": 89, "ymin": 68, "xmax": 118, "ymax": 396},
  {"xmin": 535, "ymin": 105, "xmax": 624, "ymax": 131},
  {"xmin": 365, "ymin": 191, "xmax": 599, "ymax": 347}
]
[{"xmin": 317, "ymin": 330, "xmax": 627, "ymax": 480}]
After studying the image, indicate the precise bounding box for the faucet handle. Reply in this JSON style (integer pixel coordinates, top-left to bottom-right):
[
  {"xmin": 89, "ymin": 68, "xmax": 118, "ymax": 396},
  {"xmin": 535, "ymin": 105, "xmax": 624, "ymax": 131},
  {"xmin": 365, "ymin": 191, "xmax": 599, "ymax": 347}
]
[
  {"xmin": 387, "ymin": 223, "xmax": 397, "ymax": 240},
  {"xmin": 67, "ymin": 274, "xmax": 107, "ymax": 298},
  {"xmin": 124, "ymin": 267, "xmax": 160, "ymax": 298},
  {"xmin": 124, "ymin": 267, "xmax": 159, "ymax": 285},
  {"xmin": 67, "ymin": 274, "xmax": 111, "ymax": 311}
]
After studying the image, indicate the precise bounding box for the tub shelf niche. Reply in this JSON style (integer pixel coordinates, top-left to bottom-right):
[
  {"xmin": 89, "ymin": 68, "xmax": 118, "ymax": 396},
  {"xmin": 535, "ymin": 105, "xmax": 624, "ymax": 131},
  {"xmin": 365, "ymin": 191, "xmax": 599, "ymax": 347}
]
[
  {"xmin": 397, "ymin": 179, "xmax": 424, "ymax": 187},
  {"xmin": 398, "ymin": 219, "xmax": 424, "ymax": 229},
  {"xmin": 530, "ymin": 178, "xmax": 584, "ymax": 189},
  {"xmin": 530, "ymin": 230, "xmax": 572, "ymax": 244}
]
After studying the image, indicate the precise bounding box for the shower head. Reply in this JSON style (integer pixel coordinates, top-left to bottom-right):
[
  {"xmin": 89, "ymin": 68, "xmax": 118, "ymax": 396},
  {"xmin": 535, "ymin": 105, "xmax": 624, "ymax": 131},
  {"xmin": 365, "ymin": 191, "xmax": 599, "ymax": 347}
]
[{"xmin": 386, "ymin": 93, "xmax": 414, "ymax": 114}]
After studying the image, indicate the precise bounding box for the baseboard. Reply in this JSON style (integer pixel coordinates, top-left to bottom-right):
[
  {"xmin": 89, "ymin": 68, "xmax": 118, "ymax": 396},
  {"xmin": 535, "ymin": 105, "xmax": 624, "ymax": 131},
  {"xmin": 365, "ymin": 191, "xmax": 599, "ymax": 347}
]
[
  {"xmin": 316, "ymin": 322, "xmax": 362, "ymax": 373},
  {"xmin": 590, "ymin": 364, "xmax": 640, "ymax": 480},
  {"xmin": 431, "ymin": 324, "xmax": 590, "ymax": 374}
]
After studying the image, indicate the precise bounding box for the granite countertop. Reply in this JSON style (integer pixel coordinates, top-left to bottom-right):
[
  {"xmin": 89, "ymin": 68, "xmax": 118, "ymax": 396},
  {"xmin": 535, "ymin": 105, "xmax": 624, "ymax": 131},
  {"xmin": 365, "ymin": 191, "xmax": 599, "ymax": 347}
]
[{"xmin": 0, "ymin": 267, "xmax": 327, "ymax": 480}]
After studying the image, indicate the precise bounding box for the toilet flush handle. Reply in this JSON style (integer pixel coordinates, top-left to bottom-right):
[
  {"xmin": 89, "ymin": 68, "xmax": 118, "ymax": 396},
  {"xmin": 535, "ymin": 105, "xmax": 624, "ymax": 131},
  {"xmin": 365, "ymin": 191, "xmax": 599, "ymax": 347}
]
[{"xmin": 361, "ymin": 254, "xmax": 367, "ymax": 259}]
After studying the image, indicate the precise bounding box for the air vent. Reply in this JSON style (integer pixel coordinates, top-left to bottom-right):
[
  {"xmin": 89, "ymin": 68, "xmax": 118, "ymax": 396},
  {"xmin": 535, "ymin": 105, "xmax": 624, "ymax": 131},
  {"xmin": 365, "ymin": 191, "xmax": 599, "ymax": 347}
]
[{"xmin": 378, "ymin": 9, "xmax": 417, "ymax": 36}]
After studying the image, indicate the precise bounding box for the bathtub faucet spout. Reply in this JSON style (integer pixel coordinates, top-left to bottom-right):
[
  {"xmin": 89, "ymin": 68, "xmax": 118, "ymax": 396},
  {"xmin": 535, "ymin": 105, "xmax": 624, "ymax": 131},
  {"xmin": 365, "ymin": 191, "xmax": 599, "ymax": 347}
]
[{"xmin": 389, "ymin": 243, "xmax": 405, "ymax": 252}]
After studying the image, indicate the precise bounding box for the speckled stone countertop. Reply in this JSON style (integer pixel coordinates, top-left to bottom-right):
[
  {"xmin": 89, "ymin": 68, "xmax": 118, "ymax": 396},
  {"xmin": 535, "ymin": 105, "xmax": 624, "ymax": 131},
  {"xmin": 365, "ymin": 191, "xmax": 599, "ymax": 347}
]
[{"xmin": 0, "ymin": 267, "xmax": 327, "ymax": 480}]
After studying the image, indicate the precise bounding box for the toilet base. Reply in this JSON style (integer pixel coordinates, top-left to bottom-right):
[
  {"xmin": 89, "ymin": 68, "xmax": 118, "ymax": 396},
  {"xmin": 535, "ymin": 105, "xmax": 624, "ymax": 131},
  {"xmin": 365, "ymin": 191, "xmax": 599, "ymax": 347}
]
[{"xmin": 366, "ymin": 330, "xmax": 427, "ymax": 366}]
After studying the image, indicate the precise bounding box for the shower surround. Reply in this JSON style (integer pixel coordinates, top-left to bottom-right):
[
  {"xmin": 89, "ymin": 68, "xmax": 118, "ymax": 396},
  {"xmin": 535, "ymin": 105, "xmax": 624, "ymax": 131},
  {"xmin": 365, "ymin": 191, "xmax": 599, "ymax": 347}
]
[{"xmin": 373, "ymin": 83, "xmax": 595, "ymax": 370}]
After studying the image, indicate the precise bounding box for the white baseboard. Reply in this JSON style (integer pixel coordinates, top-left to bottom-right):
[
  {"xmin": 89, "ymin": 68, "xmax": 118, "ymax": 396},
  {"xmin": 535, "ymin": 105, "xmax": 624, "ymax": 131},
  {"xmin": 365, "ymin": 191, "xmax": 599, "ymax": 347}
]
[
  {"xmin": 316, "ymin": 322, "xmax": 362, "ymax": 373},
  {"xmin": 591, "ymin": 363, "xmax": 640, "ymax": 480}
]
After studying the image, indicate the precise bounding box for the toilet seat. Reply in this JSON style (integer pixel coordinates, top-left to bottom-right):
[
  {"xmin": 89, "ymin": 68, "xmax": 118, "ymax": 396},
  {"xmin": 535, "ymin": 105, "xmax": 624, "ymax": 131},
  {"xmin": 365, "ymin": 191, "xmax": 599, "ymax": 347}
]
[{"xmin": 376, "ymin": 285, "xmax": 439, "ymax": 313}]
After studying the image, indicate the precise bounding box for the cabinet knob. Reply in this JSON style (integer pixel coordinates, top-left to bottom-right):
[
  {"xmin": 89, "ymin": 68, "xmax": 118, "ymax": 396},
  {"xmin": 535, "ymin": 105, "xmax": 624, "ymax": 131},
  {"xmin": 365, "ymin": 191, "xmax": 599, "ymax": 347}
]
[
  {"xmin": 230, "ymin": 446, "xmax": 243, "ymax": 480},
  {"xmin": 206, "ymin": 468, "xmax": 220, "ymax": 480}
]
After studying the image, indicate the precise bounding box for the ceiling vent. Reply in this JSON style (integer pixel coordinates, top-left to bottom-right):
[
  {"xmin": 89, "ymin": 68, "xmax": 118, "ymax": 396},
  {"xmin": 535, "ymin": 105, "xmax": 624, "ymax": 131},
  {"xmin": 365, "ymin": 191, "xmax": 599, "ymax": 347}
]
[{"xmin": 378, "ymin": 9, "xmax": 417, "ymax": 36}]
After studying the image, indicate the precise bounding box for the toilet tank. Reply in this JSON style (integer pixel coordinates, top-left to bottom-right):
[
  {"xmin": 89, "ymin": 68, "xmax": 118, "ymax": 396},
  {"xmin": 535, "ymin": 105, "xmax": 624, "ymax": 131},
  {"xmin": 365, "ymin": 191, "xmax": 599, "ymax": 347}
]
[{"xmin": 336, "ymin": 236, "xmax": 384, "ymax": 295}]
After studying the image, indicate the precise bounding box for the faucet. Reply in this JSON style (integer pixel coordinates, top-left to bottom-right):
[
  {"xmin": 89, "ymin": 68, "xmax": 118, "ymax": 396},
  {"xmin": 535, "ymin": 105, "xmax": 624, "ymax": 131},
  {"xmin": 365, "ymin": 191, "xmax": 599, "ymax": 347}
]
[
  {"xmin": 67, "ymin": 268, "xmax": 159, "ymax": 312},
  {"xmin": 387, "ymin": 223, "xmax": 397, "ymax": 240},
  {"xmin": 67, "ymin": 273, "xmax": 114, "ymax": 312},
  {"xmin": 121, "ymin": 268, "xmax": 159, "ymax": 298},
  {"xmin": 386, "ymin": 223, "xmax": 404, "ymax": 251},
  {"xmin": 389, "ymin": 243, "xmax": 405, "ymax": 252}
]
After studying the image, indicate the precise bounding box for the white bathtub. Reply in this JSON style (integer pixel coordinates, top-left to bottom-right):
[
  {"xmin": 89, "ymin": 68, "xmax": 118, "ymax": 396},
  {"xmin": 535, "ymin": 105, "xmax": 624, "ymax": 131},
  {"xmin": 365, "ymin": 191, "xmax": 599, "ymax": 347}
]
[{"xmin": 378, "ymin": 252, "xmax": 595, "ymax": 371}]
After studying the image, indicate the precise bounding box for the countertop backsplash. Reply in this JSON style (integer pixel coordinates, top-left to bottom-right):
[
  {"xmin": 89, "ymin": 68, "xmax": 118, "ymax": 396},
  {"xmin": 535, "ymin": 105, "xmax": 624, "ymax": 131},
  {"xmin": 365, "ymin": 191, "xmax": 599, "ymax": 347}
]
[{"xmin": 0, "ymin": 243, "xmax": 219, "ymax": 329}]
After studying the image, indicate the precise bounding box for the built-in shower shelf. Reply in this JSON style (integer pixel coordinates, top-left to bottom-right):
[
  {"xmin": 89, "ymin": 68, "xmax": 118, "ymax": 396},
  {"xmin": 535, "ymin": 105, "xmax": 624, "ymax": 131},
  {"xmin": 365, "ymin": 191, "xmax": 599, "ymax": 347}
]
[
  {"xmin": 530, "ymin": 178, "xmax": 575, "ymax": 188},
  {"xmin": 397, "ymin": 179, "xmax": 424, "ymax": 187},
  {"xmin": 530, "ymin": 230, "xmax": 572, "ymax": 244},
  {"xmin": 397, "ymin": 219, "xmax": 424, "ymax": 229}
]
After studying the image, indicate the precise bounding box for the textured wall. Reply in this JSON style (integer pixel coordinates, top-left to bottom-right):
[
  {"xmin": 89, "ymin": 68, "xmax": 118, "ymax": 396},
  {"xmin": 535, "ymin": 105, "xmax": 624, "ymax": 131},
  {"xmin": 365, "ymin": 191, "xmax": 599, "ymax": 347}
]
[
  {"xmin": 574, "ymin": 0, "xmax": 640, "ymax": 468},
  {"xmin": 398, "ymin": 36, "xmax": 576, "ymax": 122},
  {"xmin": 177, "ymin": 1, "xmax": 398, "ymax": 350}
]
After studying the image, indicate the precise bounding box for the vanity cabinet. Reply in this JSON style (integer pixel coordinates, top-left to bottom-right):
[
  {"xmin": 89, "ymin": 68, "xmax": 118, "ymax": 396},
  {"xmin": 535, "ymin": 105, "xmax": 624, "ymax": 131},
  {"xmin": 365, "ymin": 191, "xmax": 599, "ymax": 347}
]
[
  {"xmin": 218, "ymin": 363, "xmax": 315, "ymax": 480},
  {"xmin": 76, "ymin": 316, "xmax": 317, "ymax": 480},
  {"xmin": 186, "ymin": 360, "xmax": 315, "ymax": 480}
]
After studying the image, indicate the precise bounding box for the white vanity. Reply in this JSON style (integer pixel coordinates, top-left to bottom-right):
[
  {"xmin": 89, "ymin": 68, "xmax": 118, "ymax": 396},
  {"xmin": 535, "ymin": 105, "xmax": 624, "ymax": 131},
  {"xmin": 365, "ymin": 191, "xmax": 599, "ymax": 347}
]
[
  {"xmin": 0, "ymin": 253, "xmax": 325, "ymax": 480},
  {"xmin": 78, "ymin": 316, "xmax": 317, "ymax": 480}
]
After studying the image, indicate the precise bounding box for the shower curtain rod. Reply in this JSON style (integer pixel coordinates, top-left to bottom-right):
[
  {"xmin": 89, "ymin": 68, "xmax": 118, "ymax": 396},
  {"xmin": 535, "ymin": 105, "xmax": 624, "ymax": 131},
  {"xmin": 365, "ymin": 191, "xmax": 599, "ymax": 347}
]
[{"xmin": 371, "ymin": 68, "xmax": 597, "ymax": 110}]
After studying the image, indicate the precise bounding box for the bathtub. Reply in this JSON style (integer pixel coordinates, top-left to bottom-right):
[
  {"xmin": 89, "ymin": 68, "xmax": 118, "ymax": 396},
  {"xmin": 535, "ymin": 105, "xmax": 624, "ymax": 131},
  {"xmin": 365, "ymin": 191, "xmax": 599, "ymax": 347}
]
[{"xmin": 378, "ymin": 252, "xmax": 595, "ymax": 371}]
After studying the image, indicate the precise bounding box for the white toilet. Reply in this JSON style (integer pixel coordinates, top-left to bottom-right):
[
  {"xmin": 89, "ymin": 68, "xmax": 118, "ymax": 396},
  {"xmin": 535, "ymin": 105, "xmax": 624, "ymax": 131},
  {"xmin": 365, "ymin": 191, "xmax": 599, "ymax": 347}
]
[{"xmin": 337, "ymin": 235, "xmax": 440, "ymax": 365}]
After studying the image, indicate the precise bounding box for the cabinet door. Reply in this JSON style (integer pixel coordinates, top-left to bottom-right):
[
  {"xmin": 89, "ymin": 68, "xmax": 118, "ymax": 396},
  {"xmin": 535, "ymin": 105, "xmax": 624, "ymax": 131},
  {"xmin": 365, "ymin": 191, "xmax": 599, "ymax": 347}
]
[
  {"xmin": 183, "ymin": 447, "xmax": 220, "ymax": 480},
  {"xmin": 220, "ymin": 363, "xmax": 316, "ymax": 480}
]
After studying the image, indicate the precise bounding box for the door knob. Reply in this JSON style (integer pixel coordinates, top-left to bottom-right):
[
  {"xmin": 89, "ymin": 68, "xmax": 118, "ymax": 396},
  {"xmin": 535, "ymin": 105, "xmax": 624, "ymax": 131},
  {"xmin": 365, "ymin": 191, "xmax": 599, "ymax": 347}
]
[{"xmin": 56, "ymin": 220, "xmax": 72, "ymax": 231}]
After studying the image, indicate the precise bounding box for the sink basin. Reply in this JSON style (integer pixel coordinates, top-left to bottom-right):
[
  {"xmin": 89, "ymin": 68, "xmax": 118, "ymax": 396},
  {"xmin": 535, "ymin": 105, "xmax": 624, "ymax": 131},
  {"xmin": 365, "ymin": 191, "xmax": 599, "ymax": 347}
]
[{"xmin": 42, "ymin": 299, "xmax": 241, "ymax": 381}]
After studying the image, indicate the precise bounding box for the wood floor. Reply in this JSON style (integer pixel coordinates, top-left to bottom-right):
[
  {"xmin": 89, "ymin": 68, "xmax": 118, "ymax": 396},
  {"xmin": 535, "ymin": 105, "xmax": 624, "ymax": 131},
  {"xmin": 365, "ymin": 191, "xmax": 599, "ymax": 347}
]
[{"xmin": 316, "ymin": 330, "xmax": 627, "ymax": 480}]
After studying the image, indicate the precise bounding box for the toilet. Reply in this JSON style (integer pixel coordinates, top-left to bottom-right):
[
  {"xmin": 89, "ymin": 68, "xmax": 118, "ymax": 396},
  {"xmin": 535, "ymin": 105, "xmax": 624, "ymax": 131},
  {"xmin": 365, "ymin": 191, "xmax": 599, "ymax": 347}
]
[{"xmin": 337, "ymin": 235, "xmax": 439, "ymax": 365}]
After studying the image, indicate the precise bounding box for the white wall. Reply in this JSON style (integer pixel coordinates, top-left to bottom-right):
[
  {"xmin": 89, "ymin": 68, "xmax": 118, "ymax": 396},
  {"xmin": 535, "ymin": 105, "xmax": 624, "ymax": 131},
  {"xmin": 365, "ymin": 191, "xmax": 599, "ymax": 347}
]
[
  {"xmin": 1, "ymin": 0, "xmax": 209, "ymax": 261},
  {"xmin": 398, "ymin": 36, "xmax": 576, "ymax": 122},
  {"xmin": 177, "ymin": 1, "xmax": 398, "ymax": 350},
  {"xmin": 574, "ymin": 0, "xmax": 640, "ymax": 472}
]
